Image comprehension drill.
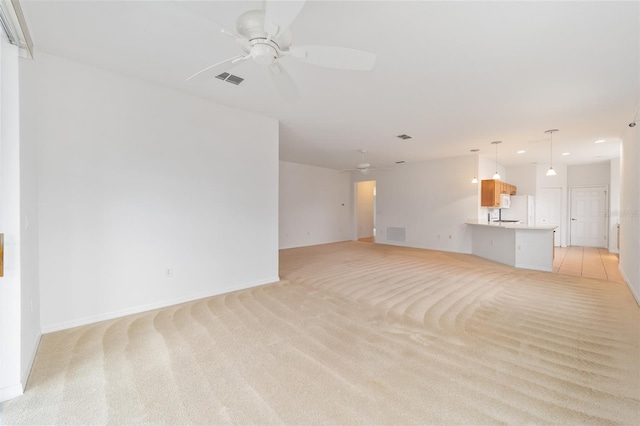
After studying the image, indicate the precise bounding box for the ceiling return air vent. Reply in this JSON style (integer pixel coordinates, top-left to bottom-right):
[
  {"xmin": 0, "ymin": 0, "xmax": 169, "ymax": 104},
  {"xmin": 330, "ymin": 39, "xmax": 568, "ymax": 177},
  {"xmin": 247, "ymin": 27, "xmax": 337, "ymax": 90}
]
[
  {"xmin": 396, "ymin": 134, "xmax": 412, "ymax": 140},
  {"xmin": 215, "ymin": 72, "xmax": 244, "ymax": 85}
]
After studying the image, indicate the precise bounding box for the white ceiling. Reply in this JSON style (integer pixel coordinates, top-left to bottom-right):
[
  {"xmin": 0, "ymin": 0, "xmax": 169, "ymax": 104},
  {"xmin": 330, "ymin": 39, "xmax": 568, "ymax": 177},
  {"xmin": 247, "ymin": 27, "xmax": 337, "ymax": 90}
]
[{"xmin": 20, "ymin": 1, "xmax": 640, "ymax": 171}]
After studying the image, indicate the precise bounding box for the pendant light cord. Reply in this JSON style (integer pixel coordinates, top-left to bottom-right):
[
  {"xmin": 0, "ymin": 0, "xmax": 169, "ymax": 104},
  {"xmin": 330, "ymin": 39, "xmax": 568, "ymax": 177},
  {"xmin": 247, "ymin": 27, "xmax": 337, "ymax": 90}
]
[
  {"xmin": 549, "ymin": 132, "xmax": 553, "ymax": 167},
  {"xmin": 544, "ymin": 129, "xmax": 559, "ymax": 176}
]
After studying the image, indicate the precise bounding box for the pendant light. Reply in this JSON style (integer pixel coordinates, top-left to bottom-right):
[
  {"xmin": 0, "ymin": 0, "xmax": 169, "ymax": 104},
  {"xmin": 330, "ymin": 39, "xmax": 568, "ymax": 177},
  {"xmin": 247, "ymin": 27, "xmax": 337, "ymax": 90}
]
[
  {"xmin": 491, "ymin": 141, "xmax": 502, "ymax": 179},
  {"xmin": 545, "ymin": 129, "xmax": 558, "ymax": 176},
  {"xmin": 470, "ymin": 149, "xmax": 479, "ymax": 183}
]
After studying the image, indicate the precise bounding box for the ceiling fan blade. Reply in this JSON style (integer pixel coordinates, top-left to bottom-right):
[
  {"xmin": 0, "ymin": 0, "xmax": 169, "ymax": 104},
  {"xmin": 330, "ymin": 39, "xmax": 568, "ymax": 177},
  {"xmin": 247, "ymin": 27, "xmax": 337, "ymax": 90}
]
[
  {"xmin": 269, "ymin": 62, "xmax": 301, "ymax": 102},
  {"xmin": 291, "ymin": 45, "xmax": 376, "ymax": 70},
  {"xmin": 186, "ymin": 55, "xmax": 247, "ymax": 82},
  {"xmin": 264, "ymin": 0, "xmax": 306, "ymax": 37}
]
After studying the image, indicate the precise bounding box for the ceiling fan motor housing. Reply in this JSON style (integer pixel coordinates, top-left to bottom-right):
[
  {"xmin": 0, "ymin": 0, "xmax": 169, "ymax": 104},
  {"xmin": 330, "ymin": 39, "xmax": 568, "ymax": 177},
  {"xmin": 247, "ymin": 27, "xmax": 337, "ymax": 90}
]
[
  {"xmin": 236, "ymin": 10, "xmax": 292, "ymax": 65},
  {"xmin": 250, "ymin": 43, "xmax": 277, "ymax": 65}
]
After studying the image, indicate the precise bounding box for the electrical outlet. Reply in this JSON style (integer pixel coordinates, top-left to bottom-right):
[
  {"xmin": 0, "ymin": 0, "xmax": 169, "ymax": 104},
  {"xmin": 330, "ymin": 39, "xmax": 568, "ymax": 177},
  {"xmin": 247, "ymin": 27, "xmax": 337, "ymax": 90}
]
[
  {"xmin": 166, "ymin": 268, "xmax": 173, "ymax": 277},
  {"xmin": 449, "ymin": 235, "xmax": 452, "ymax": 239}
]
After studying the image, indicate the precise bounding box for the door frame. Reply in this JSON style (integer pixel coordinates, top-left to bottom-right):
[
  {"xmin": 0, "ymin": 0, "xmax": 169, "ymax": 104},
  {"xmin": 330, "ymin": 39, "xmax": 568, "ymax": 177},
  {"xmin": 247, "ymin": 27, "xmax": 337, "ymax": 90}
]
[
  {"xmin": 568, "ymin": 185, "xmax": 608, "ymax": 247},
  {"xmin": 353, "ymin": 180, "xmax": 376, "ymax": 242}
]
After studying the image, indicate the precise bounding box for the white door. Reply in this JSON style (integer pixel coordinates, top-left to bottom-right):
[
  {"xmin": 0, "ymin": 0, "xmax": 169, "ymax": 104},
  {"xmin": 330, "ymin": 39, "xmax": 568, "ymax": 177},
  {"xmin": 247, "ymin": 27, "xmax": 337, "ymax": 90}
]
[
  {"xmin": 537, "ymin": 187, "xmax": 562, "ymax": 246},
  {"xmin": 570, "ymin": 186, "xmax": 607, "ymax": 247}
]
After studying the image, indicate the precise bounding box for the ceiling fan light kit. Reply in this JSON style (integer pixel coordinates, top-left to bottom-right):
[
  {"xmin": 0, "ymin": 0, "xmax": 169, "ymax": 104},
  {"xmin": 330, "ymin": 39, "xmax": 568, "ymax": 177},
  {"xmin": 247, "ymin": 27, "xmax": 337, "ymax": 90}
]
[{"xmin": 186, "ymin": 1, "xmax": 377, "ymax": 101}]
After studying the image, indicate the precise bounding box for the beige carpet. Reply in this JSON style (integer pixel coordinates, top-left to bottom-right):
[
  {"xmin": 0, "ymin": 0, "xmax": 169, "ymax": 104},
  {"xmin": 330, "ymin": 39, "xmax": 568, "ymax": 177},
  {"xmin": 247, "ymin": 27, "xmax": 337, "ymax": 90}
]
[{"xmin": 2, "ymin": 241, "xmax": 639, "ymax": 424}]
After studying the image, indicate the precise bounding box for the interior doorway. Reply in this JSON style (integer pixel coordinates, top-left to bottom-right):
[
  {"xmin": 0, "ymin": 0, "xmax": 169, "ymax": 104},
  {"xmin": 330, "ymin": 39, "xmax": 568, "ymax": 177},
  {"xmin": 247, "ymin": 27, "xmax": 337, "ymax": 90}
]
[
  {"xmin": 569, "ymin": 186, "xmax": 608, "ymax": 247},
  {"xmin": 355, "ymin": 180, "xmax": 376, "ymax": 242},
  {"xmin": 537, "ymin": 187, "xmax": 562, "ymax": 246}
]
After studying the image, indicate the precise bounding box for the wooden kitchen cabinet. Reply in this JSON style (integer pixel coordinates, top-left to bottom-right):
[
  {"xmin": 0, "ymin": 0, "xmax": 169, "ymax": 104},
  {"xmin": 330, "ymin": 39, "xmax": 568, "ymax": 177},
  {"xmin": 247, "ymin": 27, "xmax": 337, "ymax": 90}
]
[{"xmin": 481, "ymin": 179, "xmax": 517, "ymax": 207}]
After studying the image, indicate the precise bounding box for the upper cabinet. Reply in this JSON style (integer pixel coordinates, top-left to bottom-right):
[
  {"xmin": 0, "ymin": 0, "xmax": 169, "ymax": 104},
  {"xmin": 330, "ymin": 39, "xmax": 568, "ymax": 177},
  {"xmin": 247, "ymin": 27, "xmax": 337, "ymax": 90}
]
[{"xmin": 481, "ymin": 179, "xmax": 517, "ymax": 207}]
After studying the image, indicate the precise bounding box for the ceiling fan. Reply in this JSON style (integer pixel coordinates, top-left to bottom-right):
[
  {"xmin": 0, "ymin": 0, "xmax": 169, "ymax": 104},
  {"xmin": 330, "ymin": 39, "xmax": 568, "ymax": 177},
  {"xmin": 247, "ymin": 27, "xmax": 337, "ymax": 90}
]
[
  {"xmin": 341, "ymin": 150, "xmax": 381, "ymax": 175},
  {"xmin": 186, "ymin": 0, "xmax": 377, "ymax": 101}
]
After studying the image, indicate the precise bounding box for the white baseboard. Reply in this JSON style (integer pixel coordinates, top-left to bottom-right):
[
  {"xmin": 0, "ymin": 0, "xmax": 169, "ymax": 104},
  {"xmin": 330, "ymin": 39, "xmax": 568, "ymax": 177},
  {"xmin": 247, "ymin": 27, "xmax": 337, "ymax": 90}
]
[
  {"xmin": 0, "ymin": 335, "xmax": 41, "ymax": 403},
  {"xmin": 0, "ymin": 383, "xmax": 24, "ymax": 402},
  {"xmin": 21, "ymin": 332, "xmax": 42, "ymax": 386},
  {"xmin": 619, "ymin": 266, "xmax": 640, "ymax": 306},
  {"xmin": 41, "ymin": 276, "xmax": 281, "ymax": 333}
]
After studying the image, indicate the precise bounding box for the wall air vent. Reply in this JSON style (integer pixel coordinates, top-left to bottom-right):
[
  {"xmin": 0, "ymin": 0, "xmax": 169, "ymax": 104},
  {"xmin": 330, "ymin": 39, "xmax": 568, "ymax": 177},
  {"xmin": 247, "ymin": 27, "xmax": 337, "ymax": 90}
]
[
  {"xmin": 386, "ymin": 227, "xmax": 406, "ymax": 242},
  {"xmin": 215, "ymin": 72, "xmax": 244, "ymax": 85},
  {"xmin": 396, "ymin": 134, "xmax": 412, "ymax": 140}
]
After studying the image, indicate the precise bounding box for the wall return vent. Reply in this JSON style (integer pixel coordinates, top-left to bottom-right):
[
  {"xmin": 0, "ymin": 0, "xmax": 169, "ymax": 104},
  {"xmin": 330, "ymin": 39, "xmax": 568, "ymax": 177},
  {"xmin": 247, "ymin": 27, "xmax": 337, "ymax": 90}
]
[{"xmin": 386, "ymin": 227, "xmax": 407, "ymax": 242}]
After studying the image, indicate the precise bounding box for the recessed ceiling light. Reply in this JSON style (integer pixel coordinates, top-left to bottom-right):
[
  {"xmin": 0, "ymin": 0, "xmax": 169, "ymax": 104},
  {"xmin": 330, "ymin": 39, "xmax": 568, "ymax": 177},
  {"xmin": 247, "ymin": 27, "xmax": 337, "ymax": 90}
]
[
  {"xmin": 562, "ymin": 152, "xmax": 570, "ymax": 156},
  {"xmin": 594, "ymin": 139, "xmax": 605, "ymax": 144},
  {"xmin": 517, "ymin": 150, "xmax": 526, "ymax": 154}
]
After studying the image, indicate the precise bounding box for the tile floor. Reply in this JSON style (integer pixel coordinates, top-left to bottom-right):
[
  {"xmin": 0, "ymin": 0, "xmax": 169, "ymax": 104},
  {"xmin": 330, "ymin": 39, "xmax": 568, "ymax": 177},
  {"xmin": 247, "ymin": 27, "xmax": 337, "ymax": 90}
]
[{"xmin": 553, "ymin": 246, "xmax": 624, "ymax": 282}]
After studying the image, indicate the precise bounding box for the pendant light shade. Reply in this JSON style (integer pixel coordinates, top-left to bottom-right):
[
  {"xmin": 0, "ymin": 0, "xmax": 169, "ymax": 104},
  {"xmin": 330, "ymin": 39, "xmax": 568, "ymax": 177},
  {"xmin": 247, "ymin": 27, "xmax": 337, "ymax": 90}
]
[
  {"xmin": 470, "ymin": 149, "xmax": 479, "ymax": 183},
  {"xmin": 491, "ymin": 141, "xmax": 501, "ymax": 179},
  {"xmin": 545, "ymin": 129, "xmax": 558, "ymax": 176}
]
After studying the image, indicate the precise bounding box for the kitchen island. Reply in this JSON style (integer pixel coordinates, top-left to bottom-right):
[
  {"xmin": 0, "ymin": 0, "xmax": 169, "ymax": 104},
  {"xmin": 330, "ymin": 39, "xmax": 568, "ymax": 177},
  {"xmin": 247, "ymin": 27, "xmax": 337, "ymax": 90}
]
[{"xmin": 466, "ymin": 220, "xmax": 557, "ymax": 272}]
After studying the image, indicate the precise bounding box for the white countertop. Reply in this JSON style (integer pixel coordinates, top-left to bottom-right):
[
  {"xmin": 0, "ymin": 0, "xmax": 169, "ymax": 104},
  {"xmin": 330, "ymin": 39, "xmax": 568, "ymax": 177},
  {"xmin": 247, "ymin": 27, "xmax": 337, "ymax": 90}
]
[{"xmin": 466, "ymin": 219, "xmax": 558, "ymax": 230}]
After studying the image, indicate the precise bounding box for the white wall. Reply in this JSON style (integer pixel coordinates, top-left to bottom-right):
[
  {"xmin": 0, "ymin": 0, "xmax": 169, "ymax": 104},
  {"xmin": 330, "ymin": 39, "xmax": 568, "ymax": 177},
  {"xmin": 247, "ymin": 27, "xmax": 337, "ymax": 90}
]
[
  {"xmin": 619, "ymin": 122, "xmax": 640, "ymax": 304},
  {"xmin": 18, "ymin": 51, "xmax": 41, "ymax": 395},
  {"xmin": 21, "ymin": 53, "xmax": 279, "ymax": 332},
  {"xmin": 279, "ymin": 161, "xmax": 351, "ymax": 249},
  {"xmin": 567, "ymin": 161, "xmax": 610, "ymax": 187},
  {"xmin": 0, "ymin": 33, "xmax": 25, "ymax": 401},
  {"xmin": 609, "ymin": 158, "xmax": 620, "ymax": 253},
  {"xmin": 355, "ymin": 156, "xmax": 477, "ymax": 253},
  {"xmin": 356, "ymin": 180, "xmax": 375, "ymax": 239},
  {"xmin": 506, "ymin": 164, "xmax": 536, "ymax": 196}
]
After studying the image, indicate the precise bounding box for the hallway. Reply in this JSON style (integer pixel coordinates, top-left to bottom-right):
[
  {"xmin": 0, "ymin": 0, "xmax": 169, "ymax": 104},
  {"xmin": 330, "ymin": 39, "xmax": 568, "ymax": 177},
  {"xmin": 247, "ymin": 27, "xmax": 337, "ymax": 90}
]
[{"xmin": 553, "ymin": 246, "xmax": 624, "ymax": 282}]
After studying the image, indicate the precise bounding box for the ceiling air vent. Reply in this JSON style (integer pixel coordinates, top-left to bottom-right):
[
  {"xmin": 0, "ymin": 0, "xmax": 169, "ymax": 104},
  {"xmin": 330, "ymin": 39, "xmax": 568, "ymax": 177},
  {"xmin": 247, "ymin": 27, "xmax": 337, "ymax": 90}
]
[
  {"xmin": 215, "ymin": 72, "xmax": 244, "ymax": 85},
  {"xmin": 396, "ymin": 134, "xmax": 412, "ymax": 140}
]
